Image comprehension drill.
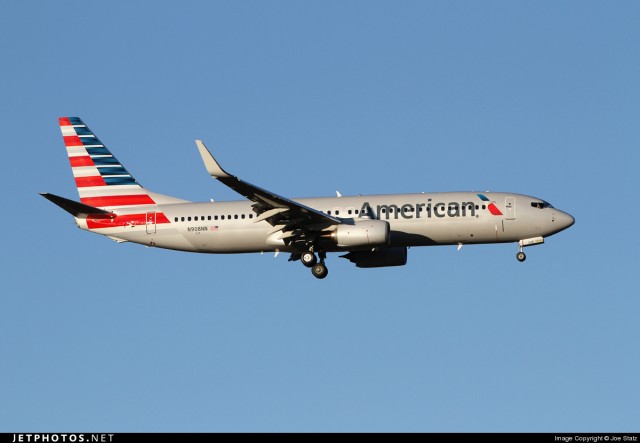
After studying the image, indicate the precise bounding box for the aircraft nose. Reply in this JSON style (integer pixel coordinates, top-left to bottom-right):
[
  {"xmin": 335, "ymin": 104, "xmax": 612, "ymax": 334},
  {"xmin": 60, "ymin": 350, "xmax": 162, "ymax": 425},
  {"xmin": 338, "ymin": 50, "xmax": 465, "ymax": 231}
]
[{"xmin": 556, "ymin": 210, "xmax": 575, "ymax": 231}]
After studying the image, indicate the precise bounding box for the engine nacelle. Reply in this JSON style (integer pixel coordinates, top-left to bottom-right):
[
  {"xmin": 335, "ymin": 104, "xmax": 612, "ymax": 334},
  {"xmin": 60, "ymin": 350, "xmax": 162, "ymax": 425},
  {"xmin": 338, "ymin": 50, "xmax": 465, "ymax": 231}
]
[
  {"xmin": 325, "ymin": 219, "xmax": 390, "ymax": 248},
  {"xmin": 340, "ymin": 247, "xmax": 408, "ymax": 268}
]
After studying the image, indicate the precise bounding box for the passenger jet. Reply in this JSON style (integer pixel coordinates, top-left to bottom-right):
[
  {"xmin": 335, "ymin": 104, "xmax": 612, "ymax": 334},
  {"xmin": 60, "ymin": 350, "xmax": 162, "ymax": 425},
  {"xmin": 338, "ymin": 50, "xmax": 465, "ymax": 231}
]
[{"xmin": 42, "ymin": 117, "xmax": 575, "ymax": 279}]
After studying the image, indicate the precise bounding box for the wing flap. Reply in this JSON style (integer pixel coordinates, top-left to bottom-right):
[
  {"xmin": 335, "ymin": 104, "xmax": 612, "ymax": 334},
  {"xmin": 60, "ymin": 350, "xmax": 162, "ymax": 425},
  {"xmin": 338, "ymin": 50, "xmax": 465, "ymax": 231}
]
[{"xmin": 254, "ymin": 207, "xmax": 290, "ymax": 223}]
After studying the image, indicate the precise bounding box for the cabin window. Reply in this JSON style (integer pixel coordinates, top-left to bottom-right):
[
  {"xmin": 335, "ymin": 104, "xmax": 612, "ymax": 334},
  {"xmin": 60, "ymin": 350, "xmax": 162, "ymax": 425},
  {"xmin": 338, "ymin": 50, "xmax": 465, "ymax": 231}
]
[
  {"xmin": 174, "ymin": 217, "xmax": 178, "ymax": 222},
  {"xmin": 188, "ymin": 216, "xmax": 192, "ymax": 221},
  {"xmin": 208, "ymin": 216, "xmax": 212, "ymax": 220},
  {"xmin": 241, "ymin": 214, "xmax": 245, "ymax": 219}
]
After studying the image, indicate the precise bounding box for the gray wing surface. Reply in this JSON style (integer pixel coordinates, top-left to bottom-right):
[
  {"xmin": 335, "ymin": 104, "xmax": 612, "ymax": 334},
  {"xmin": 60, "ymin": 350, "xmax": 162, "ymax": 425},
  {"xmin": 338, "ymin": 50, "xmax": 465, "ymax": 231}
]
[{"xmin": 196, "ymin": 141, "xmax": 341, "ymax": 246}]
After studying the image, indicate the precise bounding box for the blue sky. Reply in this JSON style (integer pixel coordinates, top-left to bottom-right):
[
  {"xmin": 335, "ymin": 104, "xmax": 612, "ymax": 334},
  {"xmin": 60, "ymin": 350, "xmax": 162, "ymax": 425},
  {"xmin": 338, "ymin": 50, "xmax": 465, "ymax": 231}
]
[{"xmin": 1, "ymin": 1, "xmax": 639, "ymax": 432}]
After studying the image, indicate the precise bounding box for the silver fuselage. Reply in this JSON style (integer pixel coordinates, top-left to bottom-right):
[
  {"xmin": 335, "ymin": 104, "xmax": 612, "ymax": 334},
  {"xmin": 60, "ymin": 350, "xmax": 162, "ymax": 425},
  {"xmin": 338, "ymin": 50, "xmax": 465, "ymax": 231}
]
[{"xmin": 75, "ymin": 192, "xmax": 575, "ymax": 253}]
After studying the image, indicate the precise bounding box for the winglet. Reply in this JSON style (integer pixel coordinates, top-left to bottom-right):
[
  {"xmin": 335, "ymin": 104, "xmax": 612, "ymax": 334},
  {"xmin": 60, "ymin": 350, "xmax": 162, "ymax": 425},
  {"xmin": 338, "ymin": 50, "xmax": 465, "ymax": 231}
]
[{"xmin": 196, "ymin": 140, "xmax": 232, "ymax": 178}]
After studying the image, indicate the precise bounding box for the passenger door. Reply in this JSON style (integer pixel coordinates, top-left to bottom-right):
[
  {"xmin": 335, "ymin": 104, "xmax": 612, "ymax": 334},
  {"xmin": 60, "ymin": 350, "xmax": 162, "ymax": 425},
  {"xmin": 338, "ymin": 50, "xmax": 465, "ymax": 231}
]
[
  {"xmin": 146, "ymin": 211, "xmax": 156, "ymax": 234},
  {"xmin": 505, "ymin": 197, "xmax": 516, "ymax": 220}
]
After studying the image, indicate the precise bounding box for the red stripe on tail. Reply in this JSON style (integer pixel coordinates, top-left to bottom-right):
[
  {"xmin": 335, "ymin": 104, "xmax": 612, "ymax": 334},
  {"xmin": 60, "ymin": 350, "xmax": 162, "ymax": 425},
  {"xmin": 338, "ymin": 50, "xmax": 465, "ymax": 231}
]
[
  {"xmin": 80, "ymin": 194, "xmax": 156, "ymax": 207},
  {"xmin": 69, "ymin": 156, "xmax": 94, "ymax": 167},
  {"xmin": 75, "ymin": 176, "xmax": 107, "ymax": 187},
  {"xmin": 87, "ymin": 213, "xmax": 170, "ymax": 229},
  {"xmin": 63, "ymin": 135, "xmax": 83, "ymax": 146}
]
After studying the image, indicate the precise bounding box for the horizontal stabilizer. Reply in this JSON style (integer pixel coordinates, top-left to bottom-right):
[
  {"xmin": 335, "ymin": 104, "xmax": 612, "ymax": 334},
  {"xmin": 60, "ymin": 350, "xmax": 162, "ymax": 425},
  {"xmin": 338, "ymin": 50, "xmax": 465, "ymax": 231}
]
[{"xmin": 40, "ymin": 193, "xmax": 113, "ymax": 218}]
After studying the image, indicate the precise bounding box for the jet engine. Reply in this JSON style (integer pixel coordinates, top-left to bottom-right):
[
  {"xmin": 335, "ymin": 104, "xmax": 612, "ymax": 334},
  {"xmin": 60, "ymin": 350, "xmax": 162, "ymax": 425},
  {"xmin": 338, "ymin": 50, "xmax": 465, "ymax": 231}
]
[{"xmin": 323, "ymin": 219, "xmax": 390, "ymax": 248}]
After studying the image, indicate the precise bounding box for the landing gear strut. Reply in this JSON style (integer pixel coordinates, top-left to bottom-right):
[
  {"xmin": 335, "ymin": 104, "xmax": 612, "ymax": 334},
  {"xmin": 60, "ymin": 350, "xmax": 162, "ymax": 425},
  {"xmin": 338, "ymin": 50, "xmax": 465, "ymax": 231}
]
[{"xmin": 516, "ymin": 244, "xmax": 526, "ymax": 262}]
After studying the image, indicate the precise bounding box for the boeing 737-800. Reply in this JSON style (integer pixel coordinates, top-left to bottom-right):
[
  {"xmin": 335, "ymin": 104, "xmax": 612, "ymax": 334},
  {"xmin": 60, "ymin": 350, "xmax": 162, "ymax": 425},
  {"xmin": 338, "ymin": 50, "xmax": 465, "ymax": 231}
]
[{"xmin": 42, "ymin": 117, "xmax": 575, "ymax": 279}]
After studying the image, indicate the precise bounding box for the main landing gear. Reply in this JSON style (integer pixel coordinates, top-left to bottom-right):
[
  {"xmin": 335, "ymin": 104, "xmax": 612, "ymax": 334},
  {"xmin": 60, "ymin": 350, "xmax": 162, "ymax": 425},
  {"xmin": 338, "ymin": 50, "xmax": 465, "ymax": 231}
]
[
  {"xmin": 311, "ymin": 262, "xmax": 328, "ymax": 279},
  {"xmin": 516, "ymin": 243, "xmax": 526, "ymax": 262},
  {"xmin": 302, "ymin": 251, "xmax": 328, "ymax": 279},
  {"xmin": 300, "ymin": 251, "xmax": 317, "ymax": 268}
]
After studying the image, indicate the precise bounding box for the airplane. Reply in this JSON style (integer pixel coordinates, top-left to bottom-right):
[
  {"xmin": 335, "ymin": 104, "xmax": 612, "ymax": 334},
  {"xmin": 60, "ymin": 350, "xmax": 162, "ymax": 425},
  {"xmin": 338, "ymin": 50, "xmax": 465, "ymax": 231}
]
[{"xmin": 42, "ymin": 117, "xmax": 575, "ymax": 279}]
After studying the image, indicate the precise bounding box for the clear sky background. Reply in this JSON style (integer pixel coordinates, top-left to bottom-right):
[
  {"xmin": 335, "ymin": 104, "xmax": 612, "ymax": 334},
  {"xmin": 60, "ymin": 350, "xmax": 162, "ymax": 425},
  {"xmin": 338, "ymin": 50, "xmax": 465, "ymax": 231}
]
[{"xmin": 1, "ymin": 1, "xmax": 638, "ymax": 432}]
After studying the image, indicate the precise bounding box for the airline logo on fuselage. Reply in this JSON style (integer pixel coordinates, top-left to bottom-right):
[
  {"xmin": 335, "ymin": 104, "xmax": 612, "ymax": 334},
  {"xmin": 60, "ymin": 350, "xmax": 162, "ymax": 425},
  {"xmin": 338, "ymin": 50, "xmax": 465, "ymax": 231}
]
[{"xmin": 360, "ymin": 194, "xmax": 503, "ymax": 220}]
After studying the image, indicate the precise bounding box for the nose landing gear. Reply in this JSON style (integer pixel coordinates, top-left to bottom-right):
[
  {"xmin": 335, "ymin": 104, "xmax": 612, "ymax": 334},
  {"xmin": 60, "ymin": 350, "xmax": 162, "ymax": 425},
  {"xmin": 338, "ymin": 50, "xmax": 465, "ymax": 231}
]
[{"xmin": 515, "ymin": 237, "xmax": 545, "ymax": 262}]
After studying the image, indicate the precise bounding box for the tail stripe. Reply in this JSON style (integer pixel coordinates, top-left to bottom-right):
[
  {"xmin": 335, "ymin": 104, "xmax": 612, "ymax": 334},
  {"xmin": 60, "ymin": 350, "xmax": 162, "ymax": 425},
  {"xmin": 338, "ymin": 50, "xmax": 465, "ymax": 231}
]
[
  {"xmin": 77, "ymin": 186, "xmax": 149, "ymax": 198},
  {"xmin": 64, "ymin": 135, "xmax": 83, "ymax": 146},
  {"xmin": 73, "ymin": 126, "xmax": 93, "ymax": 136},
  {"xmin": 68, "ymin": 117, "xmax": 85, "ymax": 125},
  {"xmin": 59, "ymin": 116, "xmax": 156, "ymax": 209},
  {"xmin": 86, "ymin": 212, "xmax": 171, "ymax": 230},
  {"xmin": 85, "ymin": 147, "xmax": 111, "ymax": 155},
  {"xmin": 103, "ymin": 177, "xmax": 138, "ymax": 185},
  {"xmin": 69, "ymin": 156, "xmax": 95, "ymax": 167},
  {"xmin": 75, "ymin": 176, "xmax": 106, "ymax": 187},
  {"xmin": 81, "ymin": 195, "xmax": 155, "ymax": 207},
  {"xmin": 92, "ymin": 157, "xmax": 120, "ymax": 166}
]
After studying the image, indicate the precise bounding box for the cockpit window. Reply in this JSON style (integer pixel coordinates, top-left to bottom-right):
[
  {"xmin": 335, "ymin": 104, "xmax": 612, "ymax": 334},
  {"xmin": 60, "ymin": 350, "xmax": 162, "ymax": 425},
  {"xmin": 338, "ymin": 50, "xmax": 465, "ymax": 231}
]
[{"xmin": 531, "ymin": 201, "xmax": 554, "ymax": 209}]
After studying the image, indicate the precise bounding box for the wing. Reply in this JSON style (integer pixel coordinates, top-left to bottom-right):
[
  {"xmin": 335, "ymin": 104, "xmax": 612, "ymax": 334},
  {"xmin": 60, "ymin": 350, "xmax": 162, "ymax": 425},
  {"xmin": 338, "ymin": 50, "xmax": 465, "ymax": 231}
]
[{"xmin": 196, "ymin": 141, "xmax": 341, "ymax": 247}]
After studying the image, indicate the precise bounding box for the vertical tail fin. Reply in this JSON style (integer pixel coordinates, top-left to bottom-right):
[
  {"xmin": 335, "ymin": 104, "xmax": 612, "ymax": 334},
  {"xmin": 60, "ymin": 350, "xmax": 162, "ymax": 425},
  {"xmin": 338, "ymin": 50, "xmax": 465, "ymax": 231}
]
[{"xmin": 59, "ymin": 117, "xmax": 157, "ymax": 210}]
